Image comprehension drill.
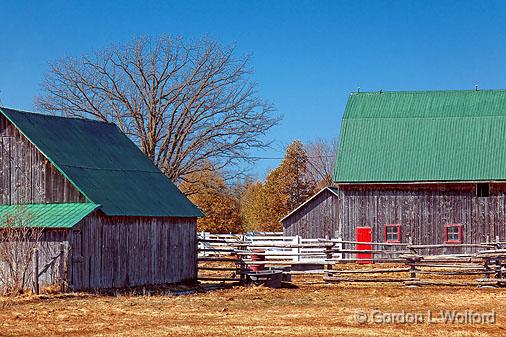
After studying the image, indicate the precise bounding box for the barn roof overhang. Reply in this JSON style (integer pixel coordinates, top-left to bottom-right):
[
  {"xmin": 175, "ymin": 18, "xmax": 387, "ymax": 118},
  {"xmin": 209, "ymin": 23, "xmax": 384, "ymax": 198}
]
[
  {"xmin": 334, "ymin": 180, "xmax": 504, "ymax": 185},
  {"xmin": 0, "ymin": 203, "xmax": 99, "ymax": 229}
]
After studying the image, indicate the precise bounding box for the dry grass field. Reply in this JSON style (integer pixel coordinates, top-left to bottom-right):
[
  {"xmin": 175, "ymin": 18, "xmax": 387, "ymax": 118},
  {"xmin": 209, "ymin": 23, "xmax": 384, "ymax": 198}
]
[{"xmin": 1, "ymin": 277, "xmax": 506, "ymax": 337}]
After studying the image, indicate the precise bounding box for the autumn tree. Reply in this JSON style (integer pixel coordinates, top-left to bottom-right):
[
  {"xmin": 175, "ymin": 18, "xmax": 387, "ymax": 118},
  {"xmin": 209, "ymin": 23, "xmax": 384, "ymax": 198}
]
[
  {"xmin": 181, "ymin": 165, "xmax": 242, "ymax": 233},
  {"xmin": 240, "ymin": 180, "xmax": 264, "ymax": 232},
  {"xmin": 305, "ymin": 137, "xmax": 338, "ymax": 190},
  {"xmin": 36, "ymin": 35, "xmax": 279, "ymax": 186},
  {"xmin": 242, "ymin": 140, "xmax": 315, "ymax": 232}
]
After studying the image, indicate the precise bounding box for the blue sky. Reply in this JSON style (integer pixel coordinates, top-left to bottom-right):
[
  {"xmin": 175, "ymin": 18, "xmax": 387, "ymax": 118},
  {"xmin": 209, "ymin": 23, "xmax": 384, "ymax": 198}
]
[{"xmin": 2, "ymin": 0, "xmax": 506, "ymax": 177}]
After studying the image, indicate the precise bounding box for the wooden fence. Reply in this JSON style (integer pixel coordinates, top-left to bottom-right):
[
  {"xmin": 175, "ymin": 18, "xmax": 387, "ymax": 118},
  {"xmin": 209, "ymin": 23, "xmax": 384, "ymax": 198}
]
[{"xmin": 197, "ymin": 233, "xmax": 506, "ymax": 287}]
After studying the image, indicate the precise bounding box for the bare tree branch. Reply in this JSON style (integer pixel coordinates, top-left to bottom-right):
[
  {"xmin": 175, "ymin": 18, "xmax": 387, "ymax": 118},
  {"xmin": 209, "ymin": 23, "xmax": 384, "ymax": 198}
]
[
  {"xmin": 36, "ymin": 35, "xmax": 280, "ymax": 186},
  {"xmin": 305, "ymin": 137, "xmax": 338, "ymax": 189}
]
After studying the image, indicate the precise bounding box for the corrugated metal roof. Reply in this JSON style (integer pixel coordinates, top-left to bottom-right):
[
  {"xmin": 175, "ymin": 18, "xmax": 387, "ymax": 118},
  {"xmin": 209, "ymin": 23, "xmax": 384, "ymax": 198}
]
[
  {"xmin": 334, "ymin": 90, "xmax": 506, "ymax": 182},
  {"xmin": 0, "ymin": 203, "xmax": 98, "ymax": 228},
  {"xmin": 0, "ymin": 108, "xmax": 203, "ymax": 217}
]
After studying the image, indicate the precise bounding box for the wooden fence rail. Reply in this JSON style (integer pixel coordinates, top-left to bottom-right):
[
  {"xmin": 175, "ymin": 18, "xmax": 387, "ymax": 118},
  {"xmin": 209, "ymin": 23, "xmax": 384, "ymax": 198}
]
[{"xmin": 197, "ymin": 233, "xmax": 506, "ymax": 287}]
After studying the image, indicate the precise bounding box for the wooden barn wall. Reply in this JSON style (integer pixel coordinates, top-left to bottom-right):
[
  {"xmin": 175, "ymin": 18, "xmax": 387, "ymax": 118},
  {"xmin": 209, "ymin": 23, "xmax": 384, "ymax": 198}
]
[
  {"xmin": 36, "ymin": 230, "xmax": 70, "ymax": 288},
  {"xmin": 336, "ymin": 184, "xmax": 506, "ymax": 255},
  {"xmin": 0, "ymin": 115, "xmax": 85, "ymax": 204},
  {"xmin": 68, "ymin": 213, "xmax": 197, "ymax": 290},
  {"xmin": 283, "ymin": 184, "xmax": 506, "ymax": 253},
  {"xmin": 282, "ymin": 189, "xmax": 340, "ymax": 238},
  {"xmin": 0, "ymin": 230, "xmax": 70, "ymax": 290}
]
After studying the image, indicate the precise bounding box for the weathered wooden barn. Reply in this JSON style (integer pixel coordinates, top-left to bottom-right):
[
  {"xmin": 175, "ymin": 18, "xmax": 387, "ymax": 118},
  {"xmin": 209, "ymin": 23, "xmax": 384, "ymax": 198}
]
[
  {"xmin": 282, "ymin": 90, "xmax": 506, "ymax": 249},
  {"xmin": 0, "ymin": 107, "xmax": 203, "ymax": 290}
]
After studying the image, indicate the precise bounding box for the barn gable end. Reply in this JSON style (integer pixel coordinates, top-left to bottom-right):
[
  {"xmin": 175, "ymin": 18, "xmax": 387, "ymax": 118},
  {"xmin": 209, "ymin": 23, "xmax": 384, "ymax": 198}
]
[
  {"xmin": 0, "ymin": 107, "xmax": 202, "ymax": 217},
  {"xmin": 0, "ymin": 114, "xmax": 86, "ymax": 204}
]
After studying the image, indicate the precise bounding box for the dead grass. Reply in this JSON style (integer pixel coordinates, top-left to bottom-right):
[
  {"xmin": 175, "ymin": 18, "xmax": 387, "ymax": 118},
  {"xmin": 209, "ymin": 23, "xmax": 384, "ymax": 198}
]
[{"xmin": 1, "ymin": 277, "xmax": 506, "ymax": 337}]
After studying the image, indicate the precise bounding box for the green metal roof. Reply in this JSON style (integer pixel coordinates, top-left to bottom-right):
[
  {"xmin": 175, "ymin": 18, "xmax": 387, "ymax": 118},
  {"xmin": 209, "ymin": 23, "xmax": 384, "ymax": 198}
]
[
  {"xmin": 0, "ymin": 108, "xmax": 203, "ymax": 217},
  {"xmin": 0, "ymin": 203, "xmax": 98, "ymax": 228},
  {"xmin": 334, "ymin": 90, "xmax": 506, "ymax": 182}
]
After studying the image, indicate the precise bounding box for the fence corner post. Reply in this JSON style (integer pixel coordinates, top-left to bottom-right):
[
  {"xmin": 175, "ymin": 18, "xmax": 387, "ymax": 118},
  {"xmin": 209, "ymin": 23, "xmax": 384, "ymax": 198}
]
[{"xmin": 32, "ymin": 247, "xmax": 39, "ymax": 295}]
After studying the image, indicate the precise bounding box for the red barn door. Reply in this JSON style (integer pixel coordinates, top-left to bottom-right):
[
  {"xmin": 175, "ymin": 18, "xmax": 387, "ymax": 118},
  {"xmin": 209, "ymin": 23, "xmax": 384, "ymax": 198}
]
[{"xmin": 356, "ymin": 227, "xmax": 372, "ymax": 264}]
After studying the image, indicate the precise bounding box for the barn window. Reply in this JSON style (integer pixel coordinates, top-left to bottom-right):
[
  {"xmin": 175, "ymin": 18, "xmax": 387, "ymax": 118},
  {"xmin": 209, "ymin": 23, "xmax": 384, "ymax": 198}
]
[
  {"xmin": 476, "ymin": 183, "xmax": 489, "ymax": 197},
  {"xmin": 445, "ymin": 224, "xmax": 463, "ymax": 243},
  {"xmin": 384, "ymin": 224, "xmax": 401, "ymax": 243}
]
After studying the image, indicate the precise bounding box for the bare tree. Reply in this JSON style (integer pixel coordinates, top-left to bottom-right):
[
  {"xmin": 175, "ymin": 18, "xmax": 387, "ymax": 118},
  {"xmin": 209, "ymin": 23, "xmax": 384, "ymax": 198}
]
[
  {"xmin": 0, "ymin": 208, "xmax": 42, "ymax": 295},
  {"xmin": 36, "ymin": 36, "xmax": 279, "ymax": 186},
  {"xmin": 305, "ymin": 138, "xmax": 338, "ymax": 190}
]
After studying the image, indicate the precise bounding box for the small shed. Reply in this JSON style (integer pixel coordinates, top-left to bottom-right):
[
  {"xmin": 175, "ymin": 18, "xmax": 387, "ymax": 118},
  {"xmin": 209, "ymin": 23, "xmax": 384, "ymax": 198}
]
[
  {"xmin": 0, "ymin": 107, "xmax": 203, "ymax": 290},
  {"xmin": 282, "ymin": 90, "xmax": 506, "ymax": 249},
  {"xmin": 281, "ymin": 187, "xmax": 340, "ymax": 238}
]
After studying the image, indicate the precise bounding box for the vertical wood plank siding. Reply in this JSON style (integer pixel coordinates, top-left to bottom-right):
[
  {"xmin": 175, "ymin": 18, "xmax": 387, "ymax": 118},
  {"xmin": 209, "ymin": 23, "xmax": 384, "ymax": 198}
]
[
  {"xmin": 0, "ymin": 114, "xmax": 198, "ymax": 290},
  {"xmin": 68, "ymin": 213, "xmax": 197, "ymax": 290},
  {"xmin": 0, "ymin": 230, "xmax": 71, "ymax": 289},
  {"xmin": 0, "ymin": 116, "xmax": 85, "ymax": 204},
  {"xmin": 283, "ymin": 189, "xmax": 340, "ymax": 238},
  {"xmin": 282, "ymin": 184, "xmax": 506, "ymax": 254}
]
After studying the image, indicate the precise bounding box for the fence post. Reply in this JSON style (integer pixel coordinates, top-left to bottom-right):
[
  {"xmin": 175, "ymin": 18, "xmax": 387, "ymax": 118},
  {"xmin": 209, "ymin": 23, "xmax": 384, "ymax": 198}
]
[
  {"xmin": 483, "ymin": 259, "xmax": 491, "ymax": 280},
  {"xmin": 32, "ymin": 248, "xmax": 39, "ymax": 295},
  {"xmin": 59, "ymin": 243, "xmax": 65, "ymax": 293},
  {"xmin": 292, "ymin": 235, "xmax": 301, "ymax": 262},
  {"xmin": 408, "ymin": 236, "xmax": 416, "ymax": 255},
  {"xmin": 325, "ymin": 235, "xmax": 333, "ymax": 273},
  {"xmin": 409, "ymin": 259, "xmax": 417, "ymax": 279},
  {"xmin": 336, "ymin": 235, "xmax": 343, "ymax": 260}
]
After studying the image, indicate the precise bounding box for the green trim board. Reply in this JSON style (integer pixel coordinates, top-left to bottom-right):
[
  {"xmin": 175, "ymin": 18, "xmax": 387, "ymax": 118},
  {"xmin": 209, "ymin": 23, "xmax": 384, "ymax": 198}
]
[
  {"xmin": 0, "ymin": 203, "xmax": 99, "ymax": 228},
  {"xmin": 0, "ymin": 107, "xmax": 203, "ymax": 217},
  {"xmin": 334, "ymin": 90, "xmax": 506, "ymax": 182}
]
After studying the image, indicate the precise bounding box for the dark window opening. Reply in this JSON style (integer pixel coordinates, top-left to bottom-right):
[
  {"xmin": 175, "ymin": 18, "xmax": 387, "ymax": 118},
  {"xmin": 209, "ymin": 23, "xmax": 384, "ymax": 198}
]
[
  {"xmin": 476, "ymin": 183, "xmax": 489, "ymax": 197},
  {"xmin": 445, "ymin": 224, "xmax": 463, "ymax": 243},
  {"xmin": 384, "ymin": 224, "xmax": 401, "ymax": 243}
]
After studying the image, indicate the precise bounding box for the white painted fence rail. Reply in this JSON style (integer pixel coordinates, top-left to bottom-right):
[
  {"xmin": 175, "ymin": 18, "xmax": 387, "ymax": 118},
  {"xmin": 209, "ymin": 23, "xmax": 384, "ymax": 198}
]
[{"xmin": 197, "ymin": 232, "xmax": 342, "ymax": 263}]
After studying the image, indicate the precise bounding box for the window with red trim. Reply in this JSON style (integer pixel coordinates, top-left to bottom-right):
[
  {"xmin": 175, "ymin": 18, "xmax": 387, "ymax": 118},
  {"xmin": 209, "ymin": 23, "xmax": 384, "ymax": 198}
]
[
  {"xmin": 384, "ymin": 224, "xmax": 401, "ymax": 243},
  {"xmin": 445, "ymin": 224, "xmax": 463, "ymax": 243}
]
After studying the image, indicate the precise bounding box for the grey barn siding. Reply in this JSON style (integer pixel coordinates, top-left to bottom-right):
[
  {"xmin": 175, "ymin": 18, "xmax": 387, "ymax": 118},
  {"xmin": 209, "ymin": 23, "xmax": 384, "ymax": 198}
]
[
  {"xmin": 68, "ymin": 213, "xmax": 197, "ymax": 290},
  {"xmin": 282, "ymin": 184, "xmax": 506, "ymax": 253},
  {"xmin": 283, "ymin": 189, "xmax": 340, "ymax": 238},
  {"xmin": 4, "ymin": 217, "xmax": 198, "ymax": 291}
]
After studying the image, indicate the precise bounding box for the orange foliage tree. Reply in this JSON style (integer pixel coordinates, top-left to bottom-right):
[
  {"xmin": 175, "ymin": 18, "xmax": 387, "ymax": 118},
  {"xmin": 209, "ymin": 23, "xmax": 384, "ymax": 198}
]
[
  {"xmin": 181, "ymin": 168, "xmax": 242, "ymax": 233},
  {"xmin": 241, "ymin": 140, "xmax": 315, "ymax": 232}
]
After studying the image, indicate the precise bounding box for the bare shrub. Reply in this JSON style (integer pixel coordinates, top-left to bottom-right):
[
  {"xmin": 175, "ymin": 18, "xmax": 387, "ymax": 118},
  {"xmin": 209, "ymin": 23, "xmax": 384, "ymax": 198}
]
[{"xmin": 0, "ymin": 208, "xmax": 43, "ymax": 296}]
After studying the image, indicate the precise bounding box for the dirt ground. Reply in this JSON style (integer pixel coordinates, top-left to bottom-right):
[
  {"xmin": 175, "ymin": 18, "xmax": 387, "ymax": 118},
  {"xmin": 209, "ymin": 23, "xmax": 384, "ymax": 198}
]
[{"xmin": 1, "ymin": 277, "xmax": 505, "ymax": 337}]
